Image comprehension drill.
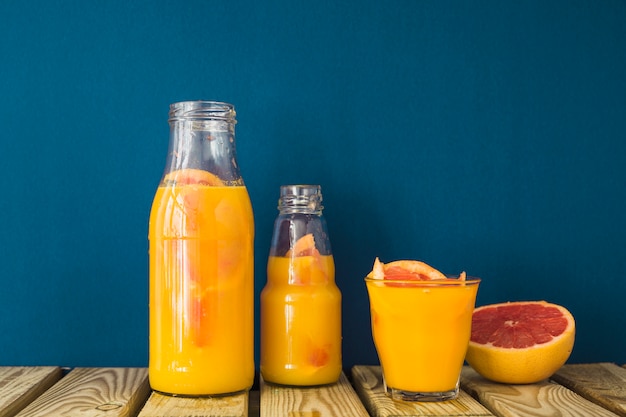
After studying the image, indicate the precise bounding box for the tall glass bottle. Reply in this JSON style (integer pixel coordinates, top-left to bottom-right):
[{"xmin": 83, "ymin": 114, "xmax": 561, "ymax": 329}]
[
  {"xmin": 260, "ymin": 185, "xmax": 342, "ymax": 386},
  {"xmin": 148, "ymin": 101, "xmax": 254, "ymax": 396}
]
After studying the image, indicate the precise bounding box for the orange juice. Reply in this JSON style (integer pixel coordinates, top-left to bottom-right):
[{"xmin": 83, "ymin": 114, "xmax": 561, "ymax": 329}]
[
  {"xmin": 260, "ymin": 254, "xmax": 342, "ymax": 385},
  {"xmin": 149, "ymin": 182, "xmax": 254, "ymax": 395},
  {"xmin": 365, "ymin": 278, "xmax": 479, "ymax": 394}
]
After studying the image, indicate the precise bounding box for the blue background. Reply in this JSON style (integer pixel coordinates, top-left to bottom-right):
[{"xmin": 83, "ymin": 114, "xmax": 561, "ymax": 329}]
[{"xmin": 2, "ymin": 1, "xmax": 625, "ymax": 370}]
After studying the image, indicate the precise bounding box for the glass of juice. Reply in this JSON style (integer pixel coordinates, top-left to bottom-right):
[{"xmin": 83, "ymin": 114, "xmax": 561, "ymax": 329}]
[{"xmin": 365, "ymin": 274, "xmax": 480, "ymax": 401}]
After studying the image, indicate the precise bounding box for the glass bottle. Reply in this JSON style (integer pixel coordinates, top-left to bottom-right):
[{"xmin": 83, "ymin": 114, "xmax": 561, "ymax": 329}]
[
  {"xmin": 148, "ymin": 101, "xmax": 254, "ymax": 396},
  {"xmin": 260, "ymin": 185, "xmax": 342, "ymax": 386}
]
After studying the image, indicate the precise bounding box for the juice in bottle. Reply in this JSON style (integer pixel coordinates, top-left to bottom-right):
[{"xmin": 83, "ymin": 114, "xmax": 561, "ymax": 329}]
[
  {"xmin": 149, "ymin": 101, "xmax": 254, "ymax": 396},
  {"xmin": 365, "ymin": 276, "xmax": 480, "ymax": 397},
  {"xmin": 260, "ymin": 185, "xmax": 342, "ymax": 386}
]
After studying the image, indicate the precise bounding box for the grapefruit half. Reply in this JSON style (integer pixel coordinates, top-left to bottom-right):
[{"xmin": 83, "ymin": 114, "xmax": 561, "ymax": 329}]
[{"xmin": 465, "ymin": 301, "xmax": 575, "ymax": 384}]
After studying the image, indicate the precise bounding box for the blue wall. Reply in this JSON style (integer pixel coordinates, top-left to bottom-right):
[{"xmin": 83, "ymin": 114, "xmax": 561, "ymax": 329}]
[{"xmin": 2, "ymin": 1, "xmax": 625, "ymax": 369}]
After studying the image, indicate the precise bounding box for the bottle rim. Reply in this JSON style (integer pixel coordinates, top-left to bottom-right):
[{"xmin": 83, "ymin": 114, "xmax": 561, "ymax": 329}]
[
  {"xmin": 169, "ymin": 100, "xmax": 236, "ymax": 123},
  {"xmin": 280, "ymin": 184, "xmax": 321, "ymax": 197}
]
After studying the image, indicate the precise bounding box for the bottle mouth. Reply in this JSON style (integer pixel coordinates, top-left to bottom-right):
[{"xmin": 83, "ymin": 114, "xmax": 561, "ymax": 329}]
[
  {"xmin": 280, "ymin": 184, "xmax": 321, "ymax": 198},
  {"xmin": 169, "ymin": 101, "xmax": 236, "ymax": 123}
]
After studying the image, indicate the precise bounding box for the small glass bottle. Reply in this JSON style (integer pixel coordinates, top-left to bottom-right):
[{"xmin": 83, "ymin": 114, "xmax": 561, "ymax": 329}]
[
  {"xmin": 148, "ymin": 101, "xmax": 255, "ymax": 396},
  {"xmin": 260, "ymin": 185, "xmax": 342, "ymax": 386}
]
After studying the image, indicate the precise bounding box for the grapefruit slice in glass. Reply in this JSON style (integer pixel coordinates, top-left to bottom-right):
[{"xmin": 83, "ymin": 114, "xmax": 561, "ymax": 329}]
[
  {"xmin": 286, "ymin": 233, "xmax": 320, "ymax": 258},
  {"xmin": 466, "ymin": 300, "xmax": 576, "ymax": 384},
  {"xmin": 367, "ymin": 257, "xmax": 463, "ymax": 281},
  {"xmin": 285, "ymin": 234, "xmax": 326, "ymax": 285},
  {"xmin": 160, "ymin": 168, "xmax": 224, "ymax": 347}
]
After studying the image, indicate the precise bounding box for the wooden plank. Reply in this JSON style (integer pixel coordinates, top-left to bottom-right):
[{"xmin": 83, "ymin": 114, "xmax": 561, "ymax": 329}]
[
  {"xmin": 0, "ymin": 367, "xmax": 62, "ymax": 417},
  {"xmin": 260, "ymin": 372, "xmax": 369, "ymax": 417},
  {"xmin": 137, "ymin": 391, "xmax": 249, "ymax": 417},
  {"xmin": 461, "ymin": 366, "xmax": 620, "ymax": 417},
  {"xmin": 14, "ymin": 367, "xmax": 150, "ymax": 417},
  {"xmin": 351, "ymin": 365, "xmax": 492, "ymax": 417},
  {"xmin": 550, "ymin": 363, "xmax": 626, "ymax": 417}
]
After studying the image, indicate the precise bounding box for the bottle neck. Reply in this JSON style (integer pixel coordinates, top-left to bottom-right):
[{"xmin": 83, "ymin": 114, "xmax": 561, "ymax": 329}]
[
  {"xmin": 164, "ymin": 101, "xmax": 243, "ymax": 186},
  {"xmin": 278, "ymin": 185, "xmax": 323, "ymax": 215},
  {"xmin": 271, "ymin": 184, "xmax": 332, "ymax": 257}
]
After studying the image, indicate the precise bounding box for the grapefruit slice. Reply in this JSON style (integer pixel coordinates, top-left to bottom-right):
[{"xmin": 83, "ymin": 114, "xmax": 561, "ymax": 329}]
[
  {"xmin": 286, "ymin": 233, "xmax": 320, "ymax": 258},
  {"xmin": 285, "ymin": 234, "xmax": 327, "ymax": 285},
  {"xmin": 164, "ymin": 168, "xmax": 224, "ymax": 186},
  {"xmin": 161, "ymin": 168, "xmax": 223, "ymax": 347},
  {"xmin": 367, "ymin": 257, "xmax": 453, "ymax": 281},
  {"xmin": 465, "ymin": 301, "xmax": 575, "ymax": 384}
]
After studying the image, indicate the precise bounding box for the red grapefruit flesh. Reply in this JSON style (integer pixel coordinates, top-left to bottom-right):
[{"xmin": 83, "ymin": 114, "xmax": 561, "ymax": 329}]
[{"xmin": 466, "ymin": 301, "xmax": 575, "ymax": 384}]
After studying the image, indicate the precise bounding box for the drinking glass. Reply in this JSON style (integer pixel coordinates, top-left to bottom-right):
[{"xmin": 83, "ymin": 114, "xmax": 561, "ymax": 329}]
[{"xmin": 365, "ymin": 276, "xmax": 480, "ymax": 401}]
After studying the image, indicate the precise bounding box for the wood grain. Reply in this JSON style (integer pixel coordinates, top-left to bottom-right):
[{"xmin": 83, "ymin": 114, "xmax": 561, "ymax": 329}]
[
  {"xmin": 551, "ymin": 363, "xmax": 626, "ymax": 417},
  {"xmin": 14, "ymin": 367, "xmax": 150, "ymax": 417},
  {"xmin": 260, "ymin": 372, "xmax": 369, "ymax": 417},
  {"xmin": 0, "ymin": 366, "xmax": 62, "ymax": 417},
  {"xmin": 461, "ymin": 366, "xmax": 620, "ymax": 417},
  {"xmin": 351, "ymin": 365, "xmax": 492, "ymax": 417},
  {"xmin": 137, "ymin": 390, "xmax": 249, "ymax": 417}
]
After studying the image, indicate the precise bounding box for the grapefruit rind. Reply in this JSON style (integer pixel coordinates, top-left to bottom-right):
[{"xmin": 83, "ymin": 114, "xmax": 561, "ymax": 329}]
[
  {"xmin": 465, "ymin": 301, "xmax": 575, "ymax": 384},
  {"xmin": 369, "ymin": 257, "xmax": 386, "ymax": 280}
]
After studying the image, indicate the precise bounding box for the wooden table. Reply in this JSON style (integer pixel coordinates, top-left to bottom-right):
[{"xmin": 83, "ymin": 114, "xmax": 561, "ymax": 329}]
[{"xmin": 0, "ymin": 363, "xmax": 624, "ymax": 416}]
